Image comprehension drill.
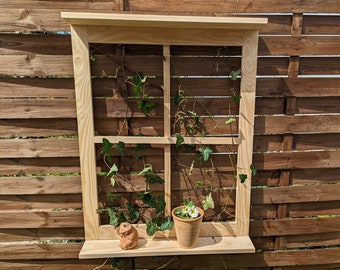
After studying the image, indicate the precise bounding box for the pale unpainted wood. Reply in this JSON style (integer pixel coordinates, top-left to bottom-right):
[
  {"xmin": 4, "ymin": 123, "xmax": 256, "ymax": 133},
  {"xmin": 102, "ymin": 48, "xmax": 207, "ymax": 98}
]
[
  {"xmin": 79, "ymin": 236, "xmax": 254, "ymax": 258},
  {"xmin": 163, "ymin": 45, "xmax": 172, "ymax": 216},
  {"xmin": 61, "ymin": 13, "xmax": 267, "ymax": 29},
  {"xmin": 235, "ymin": 30, "xmax": 258, "ymax": 236},
  {"xmin": 94, "ymin": 135, "xmax": 238, "ymax": 145},
  {"xmin": 98, "ymin": 221, "xmax": 237, "ymax": 240},
  {"xmin": 70, "ymin": 25, "xmax": 99, "ymax": 240},
  {"xmin": 87, "ymin": 26, "xmax": 246, "ymax": 46}
]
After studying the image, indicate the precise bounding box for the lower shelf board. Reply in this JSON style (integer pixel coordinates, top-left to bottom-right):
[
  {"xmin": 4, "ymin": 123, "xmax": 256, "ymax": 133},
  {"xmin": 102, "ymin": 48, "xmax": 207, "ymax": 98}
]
[{"xmin": 79, "ymin": 236, "xmax": 255, "ymax": 258}]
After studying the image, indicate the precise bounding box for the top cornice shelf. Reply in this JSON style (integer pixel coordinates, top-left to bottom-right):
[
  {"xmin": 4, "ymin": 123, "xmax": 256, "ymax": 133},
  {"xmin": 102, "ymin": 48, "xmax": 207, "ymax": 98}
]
[{"xmin": 61, "ymin": 12, "xmax": 268, "ymax": 30}]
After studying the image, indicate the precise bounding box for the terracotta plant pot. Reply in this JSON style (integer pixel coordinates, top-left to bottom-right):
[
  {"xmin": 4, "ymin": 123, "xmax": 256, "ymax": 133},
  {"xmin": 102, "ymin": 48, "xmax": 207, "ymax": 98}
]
[{"xmin": 171, "ymin": 206, "xmax": 204, "ymax": 249}]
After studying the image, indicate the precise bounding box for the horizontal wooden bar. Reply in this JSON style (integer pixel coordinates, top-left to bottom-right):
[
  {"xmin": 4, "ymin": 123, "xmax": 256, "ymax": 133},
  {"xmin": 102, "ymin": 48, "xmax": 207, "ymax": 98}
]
[
  {"xmin": 94, "ymin": 135, "xmax": 239, "ymax": 145},
  {"xmin": 61, "ymin": 13, "xmax": 267, "ymax": 29},
  {"xmin": 98, "ymin": 221, "xmax": 237, "ymax": 240},
  {"xmin": 79, "ymin": 236, "xmax": 254, "ymax": 259}
]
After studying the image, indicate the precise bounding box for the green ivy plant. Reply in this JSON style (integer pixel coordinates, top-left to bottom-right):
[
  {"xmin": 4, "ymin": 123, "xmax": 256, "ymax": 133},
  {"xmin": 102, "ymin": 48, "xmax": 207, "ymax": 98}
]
[{"xmin": 97, "ymin": 138, "xmax": 173, "ymax": 236}]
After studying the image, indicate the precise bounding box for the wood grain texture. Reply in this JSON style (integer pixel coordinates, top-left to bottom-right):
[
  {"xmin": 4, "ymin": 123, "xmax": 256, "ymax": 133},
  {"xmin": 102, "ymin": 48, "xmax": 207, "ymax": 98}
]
[
  {"xmin": 70, "ymin": 25, "xmax": 99, "ymax": 240},
  {"xmin": 0, "ymin": 2, "xmax": 339, "ymax": 269},
  {"xmin": 79, "ymin": 236, "xmax": 254, "ymax": 258}
]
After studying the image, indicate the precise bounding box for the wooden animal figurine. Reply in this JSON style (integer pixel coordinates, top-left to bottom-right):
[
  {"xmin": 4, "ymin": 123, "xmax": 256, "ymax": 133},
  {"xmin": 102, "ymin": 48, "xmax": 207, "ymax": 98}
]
[{"xmin": 119, "ymin": 222, "xmax": 138, "ymax": 250}]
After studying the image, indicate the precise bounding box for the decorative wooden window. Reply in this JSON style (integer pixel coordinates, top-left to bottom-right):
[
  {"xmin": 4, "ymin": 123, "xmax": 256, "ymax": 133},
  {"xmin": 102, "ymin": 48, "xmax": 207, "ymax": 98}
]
[{"xmin": 62, "ymin": 12, "xmax": 267, "ymax": 259}]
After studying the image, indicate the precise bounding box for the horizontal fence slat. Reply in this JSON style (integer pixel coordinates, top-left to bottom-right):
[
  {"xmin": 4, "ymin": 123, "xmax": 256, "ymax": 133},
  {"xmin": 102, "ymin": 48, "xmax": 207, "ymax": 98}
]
[
  {"xmin": 250, "ymin": 216, "xmax": 340, "ymax": 237},
  {"xmin": 0, "ymin": 176, "xmax": 81, "ymax": 195},
  {"xmin": 0, "ymin": 259, "xmax": 113, "ymax": 270},
  {"xmin": 0, "ymin": 139, "xmax": 78, "ymax": 158},
  {"xmin": 0, "ymin": 99, "xmax": 76, "ymax": 119},
  {"xmin": 0, "ymin": 194, "xmax": 82, "ymax": 210},
  {"xmin": 254, "ymin": 150, "xmax": 340, "ymax": 170},
  {"xmin": 251, "ymin": 184, "xmax": 340, "ymax": 204},
  {"xmin": 0, "ymin": 243, "xmax": 82, "ymax": 260},
  {"xmin": 0, "ymin": 119, "xmax": 77, "ymax": 138},
  {"xmin": 0, "ymin": 228, "xmax": 84, "ymax": 242},
  {"xmin": 132, "ymin": 248, "xmax": 340, "ymax": 268},
  {"xmin": 0, "ymin": 211, "xmax": 83, "ymax": 229},
  {"xmin": 0, "ymin": 157, "xmax": 80, "ymax": 175},
  {"xmin": 0, "ymin": 139, "xmax": 79, "ymax": 158},
  {"xmin": 286, "ymin": 232, "xmax": 340, "ymax": 249}
]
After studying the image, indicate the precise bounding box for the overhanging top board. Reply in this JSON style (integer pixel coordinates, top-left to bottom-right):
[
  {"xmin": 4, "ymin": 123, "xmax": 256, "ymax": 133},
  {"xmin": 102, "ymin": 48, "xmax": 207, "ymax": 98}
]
[{"xmin": 61, "ymin": 12, "xmax": 267, "ymax": 30}]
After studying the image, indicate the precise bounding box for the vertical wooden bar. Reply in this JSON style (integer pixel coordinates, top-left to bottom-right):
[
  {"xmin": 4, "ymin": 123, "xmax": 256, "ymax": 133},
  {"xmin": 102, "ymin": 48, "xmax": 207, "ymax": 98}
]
[
  {"xmin": 70, "ymin": 25, "xmax": 99, "ymax": 240},
  {"xmin": 235, "ymin": 30, "xmax": 259, "ymax": 236},
  {"xmin": 163, "ymin": 45, "xmax": 171, "ymax": 216}
]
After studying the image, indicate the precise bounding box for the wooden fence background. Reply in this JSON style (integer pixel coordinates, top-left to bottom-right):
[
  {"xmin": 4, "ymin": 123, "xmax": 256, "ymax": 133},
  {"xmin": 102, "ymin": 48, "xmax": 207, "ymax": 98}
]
[{"xmin": 0, "ymin": 1, "xmax": 340, "ymax": 269}]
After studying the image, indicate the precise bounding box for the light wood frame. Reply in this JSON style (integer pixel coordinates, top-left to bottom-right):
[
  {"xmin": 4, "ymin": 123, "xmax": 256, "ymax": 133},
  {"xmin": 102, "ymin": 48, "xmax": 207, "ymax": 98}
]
[{"xmin": 62, "ymin": 12, "xmax": 267, "ymax": 259}]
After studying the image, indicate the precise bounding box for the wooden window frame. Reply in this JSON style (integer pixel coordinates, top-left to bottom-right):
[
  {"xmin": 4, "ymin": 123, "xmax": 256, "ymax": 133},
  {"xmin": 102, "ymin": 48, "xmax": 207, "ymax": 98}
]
[{"xmin": 62, "ymin": 12, "xmax": 267, "ymax": 259}]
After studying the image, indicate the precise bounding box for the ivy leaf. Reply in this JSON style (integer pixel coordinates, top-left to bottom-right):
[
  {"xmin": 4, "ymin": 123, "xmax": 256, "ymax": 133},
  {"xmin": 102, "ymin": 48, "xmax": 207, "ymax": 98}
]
[
  {"xmin": 160, "ymin": 216, "xmax": 174, "ymax": 231},
  {"xmin": 133, "ymin": 73, "xmax": 147, "ymax": 96},
  {"xmin": 239, "ymin": 174, "xmax": 248, "ymax": 183},
  {"xmin": 138, "ymin": 191, "xmax": 156, "ymax": 208},
  {"xmin": 225, "ymin": 118, "xmax": 236, "ymax": 125},
  {"xmin": 137, "ymin": 99, "xmax": 158, "ymax": 115},
  {"xmin": 145, "ymin": 173, "xmax": 165, "ymax": 184},
  {"xmin": 175, "ymin": 133, "xmax": 184, "ymax": 148},
  {"xmin": 250, "ymin": 164, "xmax": 257, "ymax": 176},
  {"xmin": 155, "ymin": 195, "xmax": 166, "ymax": 215},
  {"xmin": 101, "ymin": 138, "xmax": 113, "ymax": 155},
  {"xmin": 116, "ymin": 141, "xmax": 125, "ymax": 156},
  {"xmin": 202, "ymin": 192, "xmax": 215, "ymax": 210},
  {"xmin": 135, "ymin": 143, "xmax": 151, "ymax": 151},
  {"xmin": 230, "ymin": 69, "xmax": 241, "ymax": 81},
  {"xmin": 199, "ymin": 146, "xmax": 213, "ymax": 162},
  {"xmin": 232, "ymin": 95, "xmax": 241, "ymax": 103},
  {"xmin": 125, "ymin": 203, "xmax": 140, "ymax": 222},
  {"xmin": 107, "ymin": 208, "xmax": 120, "ymax": 227},
  {"xmin": 146, "ymin": 220, "xmax": 160, "ymax": 236},
  {"xmin": 107, "ymin": 164, "xmax": 118, "ymax": 177},
  {"xmin": 106, "ymin": 192, "xmax": 121, "ymax": 202},
  {"xmin": 137, "ymin": 165, "xmax": 152, "ymax": 175}
]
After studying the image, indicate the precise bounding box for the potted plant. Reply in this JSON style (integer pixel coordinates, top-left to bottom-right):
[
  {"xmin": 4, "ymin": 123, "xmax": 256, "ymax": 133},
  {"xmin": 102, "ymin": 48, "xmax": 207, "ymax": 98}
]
[{"xmin": 171, "ymin": 200, "xmax": 204, "ymax": 249}]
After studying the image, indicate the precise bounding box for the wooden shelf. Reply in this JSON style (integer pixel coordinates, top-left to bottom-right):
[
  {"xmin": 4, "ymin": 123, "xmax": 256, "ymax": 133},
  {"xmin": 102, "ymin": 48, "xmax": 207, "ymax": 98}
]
[{"xmin": 79, "ymin": 236, "xmax": 255, "ymax": 259}]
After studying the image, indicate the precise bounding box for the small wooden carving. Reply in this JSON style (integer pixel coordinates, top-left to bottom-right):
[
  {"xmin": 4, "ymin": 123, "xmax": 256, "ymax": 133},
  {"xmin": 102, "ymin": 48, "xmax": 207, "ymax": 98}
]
[{"xmin": 119, "ymin": 222, "xmax": 138, "ymax": 250}]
